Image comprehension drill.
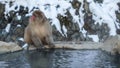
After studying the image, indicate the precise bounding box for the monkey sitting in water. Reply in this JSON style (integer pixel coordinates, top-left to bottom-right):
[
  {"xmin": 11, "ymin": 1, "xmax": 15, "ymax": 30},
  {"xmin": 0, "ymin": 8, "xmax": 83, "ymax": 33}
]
[{"xmin": 24, "ymin": 10, "xmax": 54, "ymax": 50}]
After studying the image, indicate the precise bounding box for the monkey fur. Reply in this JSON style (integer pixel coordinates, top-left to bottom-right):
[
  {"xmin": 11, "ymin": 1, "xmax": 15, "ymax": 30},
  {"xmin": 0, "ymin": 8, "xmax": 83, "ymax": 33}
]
[{"xmin": 24, "ymin": 10, "xmax": 54, "ymax": 50}]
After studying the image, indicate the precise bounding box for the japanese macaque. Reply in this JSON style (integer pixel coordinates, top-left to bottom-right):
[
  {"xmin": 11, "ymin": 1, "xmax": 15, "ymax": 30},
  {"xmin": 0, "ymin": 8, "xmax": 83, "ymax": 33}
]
[{"xmin": 24, "ymin": 10, "xmax": 54, "ymax": 50}]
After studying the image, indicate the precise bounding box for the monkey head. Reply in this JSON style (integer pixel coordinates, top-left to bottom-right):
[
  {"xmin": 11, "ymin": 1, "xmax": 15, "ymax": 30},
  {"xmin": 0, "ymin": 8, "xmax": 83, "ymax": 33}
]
[{"xmin": 29, "ymin": 10, "xmax": 47, "ymax": 24}]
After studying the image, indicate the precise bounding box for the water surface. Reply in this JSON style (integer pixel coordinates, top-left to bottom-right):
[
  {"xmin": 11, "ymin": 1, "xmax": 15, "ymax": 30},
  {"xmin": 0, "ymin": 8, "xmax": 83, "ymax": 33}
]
[{"xmin": 0, "ymin": 49, "xmax": 119, "ymax": 68}]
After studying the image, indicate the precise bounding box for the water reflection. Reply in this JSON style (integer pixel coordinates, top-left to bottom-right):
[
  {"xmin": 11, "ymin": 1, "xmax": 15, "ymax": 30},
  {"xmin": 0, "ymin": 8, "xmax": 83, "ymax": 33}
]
[{"xmin": 0, "ymin": 49, "xmax": 119, "ymax": 68}]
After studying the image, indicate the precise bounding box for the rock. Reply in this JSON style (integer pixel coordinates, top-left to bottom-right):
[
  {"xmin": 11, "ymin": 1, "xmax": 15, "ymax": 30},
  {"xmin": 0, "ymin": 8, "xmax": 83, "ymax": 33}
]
[
  {"xmin": 117, "ymin": 3, "xmax": 120, "ymax": 10},
  {"xmin": 18, "ymin": 5, "xmax": 28, "ymax": 16},
  {"xmin": 86, "ymin": 35, "xmax": 93, "ymax": 41},
  {"xmin": 72, "ymin": 23, "xmax": 80, "ymax": 31},
  {"xmin": 115, "ymin": 11, "xmax": 120, "ymax": 23},
  {"xmin": 70, "ymin": 0, "xmax": 81, "ymax": 15},
  {"xmin": 13, "ymin": 26, "xmax": 24, "ymax": 37},
  {"xmin": 95, "ymin": 23, "xmax": 101, "ymax": 31},
  {"xmin": 18, "ymin": 5, "xmax": 25, "ymax": 15},
  {"xmin": 0, "ymin": 4, "xmax": 7, "ymax": 29},
  {"xmin": 9, "ymin": 1, "xmax": 14, "ymax": 7},
  {"xmin": 0, "ymin": 3, "xmax": 5, "ymax": 18},
  {"xmin": 83, "ymin": 13, "xmax": 95, "ymax": 34},
  {"xmin": 83, "ymin": 0, "xmax": 90, "ymax": 12},
  {"xmin": 52, "ymin": 25, "xmax": 65, "ymax": 41},
  {"xmin": 20, "ymin": 16, "xmax": 29, "ymax": 28},
  {"xmin": 102, "ymin": 35, "xmax": 120, "ymax": 55},
  {"xmin": 16, "ymin": 39, "xmax": 25, "ymax": 47},
  {"xmin": 7, "ymin": 10, "xmax": 16, "ymax": 22},
  {"xmin": 71, "ymin": 32, "xmax": 85, "ymax": 41},
  {"xmin": 0, "ymin": 19, "xmax": 8, "ymax": 29},
  {"xmin": 0, "ymin": 41, "xmax": 22, "ymax": 54},
  {"xmin": 14, "ymin": 37, "xmax": 25, "ymax": 47},
  {"xmin": 98, "ymin": 23, "xmax": 110, "ymax": 42},
  {"xmin": 94, "ymin": 0, "xmax": 103, "ymax": 3},
  {"xmin": 5, "ymin": 26, "xmax": 24, "ymax": 42},
  {"xmin": 67, "ymin": 30, "xmax": 73, "ymax": 40},
  {"xmin": 6, "ymin": 35, "xmax": 17, "ymax": 42},
  {"xmin": 0, "ymin": 29, "xmax": 8, "ymax": 41},
  {"xmin": 71, "ymin": 32, "xmax": 80, "ymax": 41},
  {"xmin": 116, "ymin": 29, "xmax": 120, "ymax": 34},
  {"xmin": 70, "ymin": 0, "xmax": 81, "ymax": 9}
]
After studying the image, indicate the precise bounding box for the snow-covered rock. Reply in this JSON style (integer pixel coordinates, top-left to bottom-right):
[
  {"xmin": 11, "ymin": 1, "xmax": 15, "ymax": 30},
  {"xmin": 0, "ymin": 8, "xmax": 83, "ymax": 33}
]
[{"xmin": 0, "ymin": 0, "xmax": 120, "ymax": 43}]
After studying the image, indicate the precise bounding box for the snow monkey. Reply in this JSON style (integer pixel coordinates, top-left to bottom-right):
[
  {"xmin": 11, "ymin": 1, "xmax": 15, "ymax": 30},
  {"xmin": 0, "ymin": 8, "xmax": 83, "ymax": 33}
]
[{"xmin": 24, "ymin": 10, "xmax": 55, "ymax": 50}]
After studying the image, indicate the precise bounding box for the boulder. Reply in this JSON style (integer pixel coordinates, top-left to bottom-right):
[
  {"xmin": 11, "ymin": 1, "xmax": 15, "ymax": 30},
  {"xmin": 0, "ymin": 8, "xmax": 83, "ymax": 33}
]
[
  {"xmin": 102, "ymin": 35, "xmax": 120, "ymax": 55},
  {"xmin": 0, "ymin": 41, "xmax": 22, "ymax": 54}
]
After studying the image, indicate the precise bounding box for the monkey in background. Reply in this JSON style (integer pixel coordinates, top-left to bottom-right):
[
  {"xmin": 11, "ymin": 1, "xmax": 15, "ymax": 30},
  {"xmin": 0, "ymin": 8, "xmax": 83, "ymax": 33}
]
[{"xmin": 24, "ymin": 10, "xmax": 54, "ymax": 50}]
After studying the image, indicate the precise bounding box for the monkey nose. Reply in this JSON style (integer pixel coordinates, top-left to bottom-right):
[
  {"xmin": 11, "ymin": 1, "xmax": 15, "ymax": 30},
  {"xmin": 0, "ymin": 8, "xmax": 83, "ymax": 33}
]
[{"xmin": 30, "ymin": 15, "xmax": 35, "ymax": 21}]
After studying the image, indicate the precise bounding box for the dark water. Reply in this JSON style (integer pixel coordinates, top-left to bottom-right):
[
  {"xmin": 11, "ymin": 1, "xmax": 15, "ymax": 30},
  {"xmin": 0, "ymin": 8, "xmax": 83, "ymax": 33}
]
[{"xmin": 0, "ymin": 49, "xmax": 119, "ymax": 68}]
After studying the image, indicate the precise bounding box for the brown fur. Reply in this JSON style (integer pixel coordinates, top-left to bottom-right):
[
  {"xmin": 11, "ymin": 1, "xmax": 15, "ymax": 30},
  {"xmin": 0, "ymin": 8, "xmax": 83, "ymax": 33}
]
[{"xmin": 24, "ymin": 10, "xmax": 54, "ymax": 50}]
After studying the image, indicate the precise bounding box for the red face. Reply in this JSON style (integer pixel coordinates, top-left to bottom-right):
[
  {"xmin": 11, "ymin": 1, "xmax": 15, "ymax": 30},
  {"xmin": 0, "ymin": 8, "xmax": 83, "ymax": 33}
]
[{"xmin": 30, "ymin": 15, "xmax": 35, "ymax": 22}]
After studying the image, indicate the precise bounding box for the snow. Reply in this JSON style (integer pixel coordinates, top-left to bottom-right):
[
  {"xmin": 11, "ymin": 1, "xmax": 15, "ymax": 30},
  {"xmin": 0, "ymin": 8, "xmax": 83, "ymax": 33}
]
[
  {"xmin": 18, "ymin": 38, "xmax": 24, "ymax": 41},
  {"xmin": 88, "ymin": 35, "xmax": 99, "ymax": 42},
  {"xmin": 62, "ymin": 25, "xmax": 67, "ymax": 36},
  {"xmin": 5, "ymin": 24, "xmax": 11, "ymax": 33},
  {"xmin": 87, "ymin": 0, "xmax": 120, "ymax": 35},
  {"xmin": 17, "ymin": 16, "xmax": 21, "ymax": 20},
  {"xmin": 0, "ymin": 0, "xmax": 120, "ymax": 42},
  {"xmin": 17, "ymin": 24, "xmax": 21, "ymax": 27},
  {"xmin": 22, "ymin": 43, "xmax": 28, "ymax": 49}
]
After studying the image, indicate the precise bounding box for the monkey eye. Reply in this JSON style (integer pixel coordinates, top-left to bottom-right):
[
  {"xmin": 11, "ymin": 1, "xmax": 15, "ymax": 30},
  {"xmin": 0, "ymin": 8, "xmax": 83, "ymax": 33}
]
[{"xmin": 33, "ymin": 14, "xmax": 39, "ymax": 18}]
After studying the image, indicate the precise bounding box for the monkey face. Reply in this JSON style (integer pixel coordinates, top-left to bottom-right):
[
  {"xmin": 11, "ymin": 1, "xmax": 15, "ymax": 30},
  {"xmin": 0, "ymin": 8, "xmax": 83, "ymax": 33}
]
[
  {"xmin": 29, "ymin": 10, "xmax": 47, "ymax": 23},
  {"xmin": 33, "ymin": 10, "xmax": 46, "ymax": 21},
  {"xmin": 30, "ymin": 15, "xmax": 35, "ymax": 21}
]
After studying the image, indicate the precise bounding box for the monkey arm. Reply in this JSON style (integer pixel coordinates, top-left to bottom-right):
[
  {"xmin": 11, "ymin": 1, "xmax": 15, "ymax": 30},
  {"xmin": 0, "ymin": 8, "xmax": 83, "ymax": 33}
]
[
  {"xmin": 44, "ymin": 36, "xmax": 55, "ymax": 48},
  {"xmin": 24, "ymin": 26, "xmax": 33, "ymax": 44},
  {"xmin": 31, "ymin": 35, "xmax": 45, "ymax": 49}
]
